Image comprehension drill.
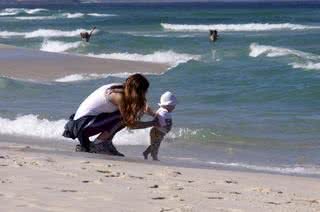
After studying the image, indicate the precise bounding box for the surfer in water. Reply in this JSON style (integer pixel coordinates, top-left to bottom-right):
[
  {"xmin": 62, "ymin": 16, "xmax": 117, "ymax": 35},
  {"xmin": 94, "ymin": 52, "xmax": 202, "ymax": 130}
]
[
  {"xmin": 80, "ymin": 26, "xmax": 96, "ymax": 42},
  {"xmin": 209, "ymin": 30, "xmax": 218, "ymax": 42}
]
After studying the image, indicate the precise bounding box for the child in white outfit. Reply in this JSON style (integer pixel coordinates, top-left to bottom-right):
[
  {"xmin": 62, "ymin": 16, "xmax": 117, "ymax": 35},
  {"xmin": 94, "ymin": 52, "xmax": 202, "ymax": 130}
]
[{"xmin": 143, "ymin": 91, "xmax": 177, "ymax": 161}]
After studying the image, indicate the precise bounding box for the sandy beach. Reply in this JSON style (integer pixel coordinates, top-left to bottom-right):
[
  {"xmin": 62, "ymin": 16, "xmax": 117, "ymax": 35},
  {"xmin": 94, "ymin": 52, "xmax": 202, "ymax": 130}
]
[
  {"xmin": 0, "ymin": 44, "xmax": 169, "ymax": 81},
  {"xmin": 0, "ymin": 135, "xmax": 319, "ymax": 212}
]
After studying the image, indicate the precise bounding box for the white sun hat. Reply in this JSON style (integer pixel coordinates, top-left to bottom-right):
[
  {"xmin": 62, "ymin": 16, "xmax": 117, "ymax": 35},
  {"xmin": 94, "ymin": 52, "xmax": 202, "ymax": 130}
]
[{"xmin": 158, "ymin": 91, "xmax": 177, "ymax": 106}]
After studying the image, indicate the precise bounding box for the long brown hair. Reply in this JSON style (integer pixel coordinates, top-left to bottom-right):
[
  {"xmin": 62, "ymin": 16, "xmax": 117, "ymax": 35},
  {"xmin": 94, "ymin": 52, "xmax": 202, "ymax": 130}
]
[{"xmin": 119, "ymin": 74, "xmax": 149, "ymax": 128}]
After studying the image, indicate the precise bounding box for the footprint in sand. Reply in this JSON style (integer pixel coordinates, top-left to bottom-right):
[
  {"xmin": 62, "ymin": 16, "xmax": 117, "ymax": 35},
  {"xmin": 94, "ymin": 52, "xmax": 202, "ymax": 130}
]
[
  {"xmin": 152, "ymin": 197, "xmax": 166, "ymax": 200},
  {"xmin": 160, "ymin": 208, "xmax": 173, "ymax": 212},
  {"xmin": 229, "ymin": 191, "xmax": 241, "ymax": 195},
  {"xmin": 149, "ymin": 185, "xmax": 159, "ymax": 189},
  {"xmin": 225, "ymin": 180, "xmax": 238, "ymax": 184},
  {"xmin": 96, "ymin": 169, "xmax": 112, "ymax": 174},
  {"xmin": 208, "ymin": 196, "xmax": 224, "ymax": 200},
  {"xmin": 265, "ymin": 201, "xmax": 281, "ymax": 205},
  {"xmin": 61, "ymin": 189, "xmax": 78, "ymax": 193},
  {"xmin": 105, "ymin": 173, "xmax": 121, "ymax": 178},
  {"xmin": 128, "ymin": 175, "xmax": 144, "ymax": 180}
]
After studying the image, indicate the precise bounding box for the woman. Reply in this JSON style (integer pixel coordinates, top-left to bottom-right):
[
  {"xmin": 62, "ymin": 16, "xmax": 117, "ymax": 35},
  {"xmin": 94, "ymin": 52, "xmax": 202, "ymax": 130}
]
[{"xmin": 63, "ymin": 74, "xmax": 157, "ymax": 156}]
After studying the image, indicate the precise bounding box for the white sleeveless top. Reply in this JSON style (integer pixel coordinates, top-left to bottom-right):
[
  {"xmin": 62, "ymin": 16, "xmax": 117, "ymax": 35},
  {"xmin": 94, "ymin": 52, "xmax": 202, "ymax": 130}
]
[{"xmin": 74, "ymin": 83, "xmax": 122, "ymax": 120}]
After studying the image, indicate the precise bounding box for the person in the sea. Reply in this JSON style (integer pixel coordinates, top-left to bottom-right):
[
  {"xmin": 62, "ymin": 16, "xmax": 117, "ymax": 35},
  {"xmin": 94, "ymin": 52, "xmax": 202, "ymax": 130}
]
[
  {"xmin": 80, "ymin": 26, "xmax": 96, "ymax": 42},
  {"xmin": 62, "ymin": 74, "xmax": 157, "ymax": 157},
  {"xmin": 143, "ymin": 91, "xmax": 177, "ymax": 161},
  {"xmin": 209, "ymin": 30, "xmax": 218, "ymax": 42}
]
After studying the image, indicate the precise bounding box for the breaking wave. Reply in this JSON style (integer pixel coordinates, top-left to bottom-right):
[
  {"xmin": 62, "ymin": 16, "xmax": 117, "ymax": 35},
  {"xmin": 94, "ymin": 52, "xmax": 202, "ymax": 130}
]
[
  {"xmin": 88, "ymin": 50, "xmax": 201, "ymax": 68},
  {"xmin": 208, "ymin": 161, "xmax": 320, "ymax": 176},
  {"xmin": 15, "ymin": 16, "xmax": 56, "ymax": 20},
  {"xmin": 161, "ymin": 23, "xmax": 320, "ymax": 32},
  {"xmin": 87, "ymin": 13, "xmax": 117, "ymax": 17},
  {"xmin": 0, "ymin": 115, "xmax": 206, "ymax": 146},
  {"xmin": 249, "ymin": 43, "xmax": 320, "ymax": 70},
  {"xmin": 62, "ymin": 13, "xmax": 84, "ymax": 19},
  {"xmin": 55, "ymin": 73, "xmax": 134, "ymax": 82},
  {"xmin": 0, "ymin": 8, "xmax": 48, "ymax": 16},
  {"xmin": 40, "ymin": 40, "xmax": 82, "ymax": 53},
  {"xmin": 0, "ymin": 28, "xmax": 93, "ymax": 38}
]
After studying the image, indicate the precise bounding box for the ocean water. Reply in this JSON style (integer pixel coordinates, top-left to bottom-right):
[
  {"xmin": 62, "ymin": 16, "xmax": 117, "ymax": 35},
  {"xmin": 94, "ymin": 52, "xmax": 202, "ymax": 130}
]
[{"xmin": 0, "ymin": 2, "xmax": 320, "ymax": 176}]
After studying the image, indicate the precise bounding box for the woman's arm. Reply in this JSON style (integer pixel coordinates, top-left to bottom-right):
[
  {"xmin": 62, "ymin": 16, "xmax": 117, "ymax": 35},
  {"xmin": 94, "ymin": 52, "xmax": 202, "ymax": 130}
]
[{"xmin": 130, "ymin": 118, "xmax": 158, "ymax": 129}]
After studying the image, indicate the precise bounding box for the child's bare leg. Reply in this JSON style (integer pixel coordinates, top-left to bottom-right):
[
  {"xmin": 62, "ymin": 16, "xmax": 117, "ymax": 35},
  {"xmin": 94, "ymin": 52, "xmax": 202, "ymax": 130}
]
[
  {"xmin": 143, "ymin": 145, "xmax": 151, "ymax": 160},
  {"xmin": 143, "ymin": 128, "xmax": 157, "ymax": 160},
  {"xmin": 150, "ymin": 128, "xmax": 165, "ymax": 161}
]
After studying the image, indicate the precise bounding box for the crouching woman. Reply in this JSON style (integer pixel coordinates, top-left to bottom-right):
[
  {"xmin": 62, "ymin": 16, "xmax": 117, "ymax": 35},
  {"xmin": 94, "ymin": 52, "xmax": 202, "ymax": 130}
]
[{"xmin": 63, "ymin": 74, "xmax": 156, "ymax": 156}]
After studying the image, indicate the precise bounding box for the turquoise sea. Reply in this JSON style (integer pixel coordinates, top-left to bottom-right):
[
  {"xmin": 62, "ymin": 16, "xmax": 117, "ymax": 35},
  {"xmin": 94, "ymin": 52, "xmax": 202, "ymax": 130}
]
[{"xmin": 0, "ymin": 2, "xmax": 319, "ymax": 176}]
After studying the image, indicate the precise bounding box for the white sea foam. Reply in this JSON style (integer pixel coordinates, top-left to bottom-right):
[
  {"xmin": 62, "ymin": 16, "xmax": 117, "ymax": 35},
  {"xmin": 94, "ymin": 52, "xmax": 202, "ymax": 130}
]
[
  {"xmin": 25, "ymin": 29, "xmax": 86, "ymax": 38},
  {"xmin": 63, "ymin": 13, "xmax": 84, "ymax": 19},
  {"xmin": 0, "ymin": 115, "xmax": 205, "ymax": 146},
  {"xmin": 55, "ymin": 72, "xmax": 160, "ymax": 82},
  {"xmin": 15, "ymin": 16, "xmax": 56, "ymax": 20},
  {"xmin": 249, "ymin": 43, "xmax": 320, "ymax": 70},
  {"xmin": 87, "ymin": 13, "xmax": 117, "ymax": 17},
  {"xmin": 88, "ymin": 50, "xmax": 201, "ymax": 68},
  {"xmin": 25, "ymin": 8, "xmax": 48, "ymax": 14},
  {"xmin": 55, "ymin": 73, "xmax": 133, "ymax": 82},
  {"xmin": 290, "ymin": 62, "xmax": 320, "ymax": 70},
  {"xmin": 0, "ymin": 8, "xmax": 48, "ymax": 16},
  {"xmin": 0, "ymin": 31, "xmax": 25, "ymax": 38},
  {"xmin": 249, "ymin": 43, "xmax": 320, "ymax": 59},
  {"xmin": 161, "ymin": 23, "xmax": 320, "ymax": 32},
  {"xmin": 208, "ymin": 161, "xmax": 320, "ymax": 175},
  {"xmin": 0, "ymin": 28, "xmax": 91, "ymax": 38},
  {"xmin": 40, "ymin": 40, "xmax": 82, "ymax": 53},
  {"xmin": 0, "ymin": 115, "xmax": 66, "ymax": 139},
  {"xmin": 0, "ymin": 115, "xmax": 178, "ymax": 145}
]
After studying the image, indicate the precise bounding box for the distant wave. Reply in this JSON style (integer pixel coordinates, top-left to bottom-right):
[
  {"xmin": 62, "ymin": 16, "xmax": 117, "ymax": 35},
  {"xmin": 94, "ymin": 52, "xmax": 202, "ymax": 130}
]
[
  {"xmin": 249, "ymin": 43, "xmax": 320, "ymax": 70},
  {"xmin": 0, "ymin": 8, "xmax": 48, "ymax": 16},
  {"xmin": 62, "ymin": 13, "xmax": 84, "ymax": 19},
  {"xmin": 0, "ymin": 115, "xmax": 203, "ymax": 146},
  {"xmin": 87, "ymin": 13, "xmax": 117, "ymax": 17},
  {"xmin": 161, "ymin": 23, "xmax": 320, "ymax": 32},
  {"xmin": 290, "ymin": 62, "xmax": 320, "ymax": 70},
  {"xmin": 0, "ymin": 31, "xmax": 25, "ymax": 38},
  {"xmin": 40, "ymin": 40, "xmax": 82, "ymax": 53},
  {"xmin": 15, "ymin": 16, "xmax": 56, "ymax": 20},
  {"xmin": 55, "ymin": 73, "xmax": 134, "ymax": 82},
  {"xmin": 208, "ymin": 161, "xmax": 320, "ymax": 176},
  {"xmin": 0, "ymin": 28, "xmax": 93, "ymax": 38},
  {"xmin": 88, "ymin": 50, "xmax": 201, "ymax": 68}
]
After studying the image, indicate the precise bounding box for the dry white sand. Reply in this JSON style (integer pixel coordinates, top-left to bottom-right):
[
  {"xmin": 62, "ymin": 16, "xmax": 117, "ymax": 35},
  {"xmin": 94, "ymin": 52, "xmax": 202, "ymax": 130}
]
[
  {"xmin": 0, "ymin": 44, "xmax": 169, "ymax": 81},
  {"xmin": 0, "ymin": 135, "xmax": 319, "ymax": 212}
]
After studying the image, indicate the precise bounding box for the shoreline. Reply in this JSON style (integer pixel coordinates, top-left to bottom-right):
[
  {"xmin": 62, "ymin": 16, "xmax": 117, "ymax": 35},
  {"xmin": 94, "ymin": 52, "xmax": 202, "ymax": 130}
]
[
  {"xmin": 0, "ymin": 135, "xmax": 319, "ymax": 211},
  {"xmin": 0, "ymin": 44, "xmax": 169, "ymax": 81}
]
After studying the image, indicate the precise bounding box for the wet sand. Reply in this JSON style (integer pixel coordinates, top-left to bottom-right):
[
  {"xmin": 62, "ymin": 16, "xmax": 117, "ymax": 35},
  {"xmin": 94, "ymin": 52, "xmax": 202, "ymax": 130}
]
[
  {"xmin": 0, "ymin": 44, "xmax": 169, "ymax": 81},
  {"xmin": 0, "ymin": 135, "xmax": 319, "ymax": 212}
]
